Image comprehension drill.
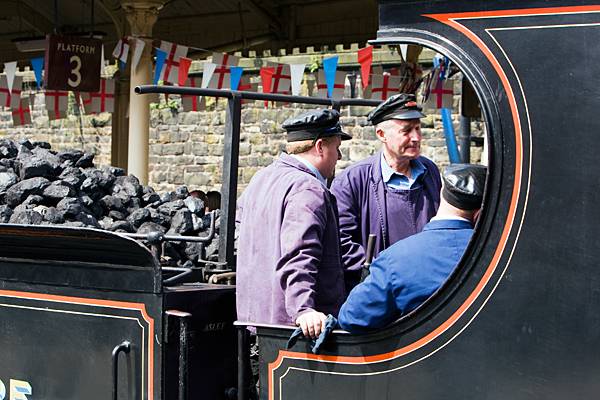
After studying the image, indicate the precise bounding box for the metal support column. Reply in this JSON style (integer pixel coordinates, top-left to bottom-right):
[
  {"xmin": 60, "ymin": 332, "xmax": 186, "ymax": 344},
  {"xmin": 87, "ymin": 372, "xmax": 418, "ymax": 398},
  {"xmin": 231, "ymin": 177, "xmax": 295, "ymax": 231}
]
[
  {"xmin": 122, "ymin": 1, "xmax": 164, "ymax": 184},
  {"xmin": 459, "ymin": 115, "xmax": 471, "ymax": 163},
  {"xmin": 219, "ymin": 94, "xmax": 242, "ymax": 268},
  {"xmin": 237, "ymin": 326, "xmax": 250, "ymax": 400}
]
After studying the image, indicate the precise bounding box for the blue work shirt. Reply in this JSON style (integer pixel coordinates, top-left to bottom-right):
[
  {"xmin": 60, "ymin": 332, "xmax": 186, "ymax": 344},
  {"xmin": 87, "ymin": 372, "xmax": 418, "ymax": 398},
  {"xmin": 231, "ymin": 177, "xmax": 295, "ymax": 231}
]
[
  {"xmin": 338, "ymin": 218, "xmax": 473, "ymax": 334},
  {"xmin": 380, "ymin": 153, "xmax": 426, "ymax": 189}
]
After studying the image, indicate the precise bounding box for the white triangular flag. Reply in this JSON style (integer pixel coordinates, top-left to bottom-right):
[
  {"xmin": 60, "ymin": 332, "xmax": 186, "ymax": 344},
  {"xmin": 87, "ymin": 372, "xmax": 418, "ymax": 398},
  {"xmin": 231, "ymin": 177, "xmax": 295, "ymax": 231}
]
[
  {"xmin": 100, "ymin": 45, "xmax": 106, "ymax": 76},
  {"xmin": 202, "ymin": 63, "xmax": 217, "ymax": 88},
  {"xmin": 131, "ymin": 38, "xmax": 145, "ymax": 73},
  {"xmin": 112, "ymin": 38, "xmax": 129, "ymax": 64},
  {"xmin": 4, "ymin": 61, "xmax": 17, "ymax": 93},
  {"xmin": 290, "ymin": 64, "xmax": 305, "ymax": 96},
  {"xmin": 399, "ymin": 44, "xmax": 408, "ymax": 62}
]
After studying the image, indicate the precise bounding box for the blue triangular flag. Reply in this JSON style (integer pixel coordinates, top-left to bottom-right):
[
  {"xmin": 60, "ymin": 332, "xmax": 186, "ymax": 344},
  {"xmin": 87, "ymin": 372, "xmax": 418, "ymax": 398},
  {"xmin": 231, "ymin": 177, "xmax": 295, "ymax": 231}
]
[
  {"xmin": 323, "ymin": 56, "xmax": 339, "ymax": 98},
  {"xmin": 230, "ymin": 66, "xmax": 243, "ymax": 90},
  {"xmin": 30, "ymin": 57, "xmax": 44, "ymax": 89},
  {"xmin": 153, "ymin": 48, "xmax": 167, "ymax": 85}
]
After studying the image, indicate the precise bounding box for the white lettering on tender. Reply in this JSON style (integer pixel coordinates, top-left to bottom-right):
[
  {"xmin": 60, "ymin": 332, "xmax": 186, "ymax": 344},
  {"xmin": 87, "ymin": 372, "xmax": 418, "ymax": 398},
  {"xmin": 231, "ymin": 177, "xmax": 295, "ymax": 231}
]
[{"xmin": 9, "ymin": 380, "xmax": 31, "ymax": 400}]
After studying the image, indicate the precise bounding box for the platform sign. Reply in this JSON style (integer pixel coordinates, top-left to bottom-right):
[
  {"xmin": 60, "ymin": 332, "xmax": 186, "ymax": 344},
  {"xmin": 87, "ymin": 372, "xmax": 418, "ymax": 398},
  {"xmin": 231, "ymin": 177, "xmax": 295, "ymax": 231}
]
[{"xmin": 44, "ymin": 34, "xmax": 101, "ymax": 92}]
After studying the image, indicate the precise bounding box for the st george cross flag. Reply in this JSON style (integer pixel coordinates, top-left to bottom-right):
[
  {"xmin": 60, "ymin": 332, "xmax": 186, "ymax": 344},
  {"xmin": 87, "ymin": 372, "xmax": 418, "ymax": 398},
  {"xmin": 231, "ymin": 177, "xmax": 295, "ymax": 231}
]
[
  {"xmin": 421, "ymin": 68, "xmax": 439, "ymax": 104},
  {"xmin": 76, "ymin": 91, "xmax": 92, "ymax": 114},
  {"xmin": 237, "ymin": 75, "xmax": 257, "ymax": 92},
  {"xmin": 12, "ymin": 97, "xmax": 31, "ymax": 126},
  {"xmin": 423, "ymin": 69, "xmax": 454, "ymax": 110},
  {"xmin": 160, "ymin": 41, "xmax": 189, "ymax": 84},
  {"xmin": 266, "ymin": 62, "xmax": 291, "ymax": 94},
  {"xmin": 181, "ymin": 77, "xmax": 206, "ymax": 112},
  {"xmin": 0, "ymin": 75, "xmax": 22, "ymax": 109},
  {"xmin": 45, "ymin": 89, "xmax": 69, "ymax": 120},
  {"xmin": 209, "ymin": 53, "xmax": 240, "ymax": 89},
  {"xmin": 316, "ymin": 69, "xmax": 345, "ymax": 100},
  {"xmin": 237, "ymin": 75, "xmax": 257, "ymax": 104},
  {"xmin": 112, "ymin": 37, "xmax": 130, "ymax": 65},
  {"xmin": 369, "ymin": 73, "xmax": 402, "ymax": 101},
  {"xmin": 88, "ymin": 78, "xmax": 115, "ymax": 113}
]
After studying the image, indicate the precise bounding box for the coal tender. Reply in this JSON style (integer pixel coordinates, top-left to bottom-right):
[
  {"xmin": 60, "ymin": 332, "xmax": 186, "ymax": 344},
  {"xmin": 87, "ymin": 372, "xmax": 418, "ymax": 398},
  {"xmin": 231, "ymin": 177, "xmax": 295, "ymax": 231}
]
[{"xmin": 0, "ymin": 144, "xmax": 232, "ymax": 400}]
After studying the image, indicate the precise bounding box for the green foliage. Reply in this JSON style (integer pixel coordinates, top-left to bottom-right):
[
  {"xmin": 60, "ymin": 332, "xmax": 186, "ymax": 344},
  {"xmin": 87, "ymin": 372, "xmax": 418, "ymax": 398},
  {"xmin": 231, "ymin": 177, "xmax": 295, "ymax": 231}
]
[
  {"xmin": 150, "ymin": 98, "xmax": 180, "ymax": 112},
  {"xmin": 308, "ymin": 55, "xmax": 322, "ymax": 73}
]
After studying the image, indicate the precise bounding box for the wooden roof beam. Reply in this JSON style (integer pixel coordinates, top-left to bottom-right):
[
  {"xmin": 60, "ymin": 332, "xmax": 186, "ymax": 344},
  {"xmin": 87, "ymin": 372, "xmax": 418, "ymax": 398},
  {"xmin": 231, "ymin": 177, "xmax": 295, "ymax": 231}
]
[
  {"xmin": 239, "ymin": 0, "xmax": 283, "ymax": 35},
  {"xmin": 1, "ymin": 1, "xmax": 54, "ymax": 35}
]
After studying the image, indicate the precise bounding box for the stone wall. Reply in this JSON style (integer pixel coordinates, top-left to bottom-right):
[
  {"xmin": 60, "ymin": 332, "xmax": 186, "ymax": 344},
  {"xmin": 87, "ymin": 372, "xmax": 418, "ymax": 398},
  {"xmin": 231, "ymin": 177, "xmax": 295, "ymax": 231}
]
[
  {"xmin": 147, "ymin": 101, "xmax": 484, "ymax": 194},
  {"xmin": 0, "ymin": 93, "xmax": 485, "ymax": 195}
]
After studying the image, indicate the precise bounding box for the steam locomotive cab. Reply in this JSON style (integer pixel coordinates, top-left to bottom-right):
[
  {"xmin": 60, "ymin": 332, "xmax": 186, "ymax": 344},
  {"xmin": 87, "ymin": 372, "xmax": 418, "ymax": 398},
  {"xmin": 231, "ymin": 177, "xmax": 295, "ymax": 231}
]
[{"xmin": 253, "ymin": 1, "xmax": 600, "ymax": 400}]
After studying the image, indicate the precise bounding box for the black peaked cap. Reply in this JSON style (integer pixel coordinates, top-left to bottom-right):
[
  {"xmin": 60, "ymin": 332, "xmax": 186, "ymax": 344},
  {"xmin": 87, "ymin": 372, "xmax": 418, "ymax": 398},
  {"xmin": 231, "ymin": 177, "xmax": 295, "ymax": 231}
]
[
  {"xmin": 367, "ymin": 93, "xmax": 426, "ymax": 125},
  {"xmin": 442, "ymin": 164, "xmax": 487, "ymax": 210},
  {"xmin": 282, "ymin": 109, "xmax": 352, "ymax": 142}
]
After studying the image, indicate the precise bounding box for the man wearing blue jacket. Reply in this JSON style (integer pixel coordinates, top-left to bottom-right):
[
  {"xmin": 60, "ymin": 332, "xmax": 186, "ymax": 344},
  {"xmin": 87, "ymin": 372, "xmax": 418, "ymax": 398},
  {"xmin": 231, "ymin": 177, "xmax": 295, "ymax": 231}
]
[{"xmin": 338, "ymin": 164, "xmax": 487, "ymax": 334}]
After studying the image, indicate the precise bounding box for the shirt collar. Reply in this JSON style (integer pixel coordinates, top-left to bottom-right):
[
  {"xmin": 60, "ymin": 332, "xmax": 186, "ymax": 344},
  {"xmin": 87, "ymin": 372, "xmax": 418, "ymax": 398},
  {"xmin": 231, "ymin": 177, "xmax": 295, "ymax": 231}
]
[
  {"xmin": 430, "ymin": 215, "xmax": 471, "ymax": 223},
  {"xmin": 380, "ymin": 153, "xmax": 426, "ymax": 183},
  {"xmin": 291, "ymin": 154, "xmax": 327, "ymax": 186}
]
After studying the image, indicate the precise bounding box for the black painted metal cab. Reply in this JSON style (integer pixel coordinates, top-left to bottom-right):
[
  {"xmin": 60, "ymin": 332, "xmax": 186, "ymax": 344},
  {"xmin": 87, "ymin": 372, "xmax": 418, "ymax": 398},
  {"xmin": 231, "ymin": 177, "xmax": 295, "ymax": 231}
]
[
  {"xmin": 255, "ymin": 1, "xmax": 600, "ymax": 399},
  {"xmin": 0, "ymin": 224, "xmax": 237, "ymax": 400}
]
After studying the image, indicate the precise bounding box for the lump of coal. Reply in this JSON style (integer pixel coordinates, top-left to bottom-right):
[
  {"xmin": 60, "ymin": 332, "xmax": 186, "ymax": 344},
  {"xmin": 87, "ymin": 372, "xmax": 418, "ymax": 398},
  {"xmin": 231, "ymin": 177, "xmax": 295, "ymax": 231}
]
[
  {"xmin": 75, "ymin": 153, "xmax": 95, "ymax": 168},
  {"xmin": 43, "ymin": 181, "xmax": 75, "ymax": 200},
  {"xmin": 0, "ymin": 171, "xmax": 18, "ymax": 194},
  {"xmin": 127, "ymin": 208, "xmax": 151, "ymax": 229},
  {"xmin": 56, "ymin": 197, "xmax": 83, "ymax": 217},
  {"xmin": 5, "ymin": 177, "xmax": 50, "ymax": 207},
  {"xmin": 0, "ymin": 204, "xmax": 13, "ymax": 222},
  {"xmin": 113, "ymin": 175, "xmax": 142, "ymax": 198},
  {"xmin": 184, "ymin": 196, "xmax": 205, "ymax": 215},
  {"xmin": 44, "ymin": 207, "xmax": 66, "ymax": 224},
  {"xmin": 9, "ymin": 209, "xmax": 43, "ymax": 225},
  {"xmin": 137, "ymin": 221, "xmax": 167, "ymax": 234},
  {"xmin": 175, "ymin": 186, "xmax": 189, "ymax": 200},
  {"xmin": 0, "ymin": 139, "xmax": 18, "ymax": 159},
  {"xmin": 168, "ymin": 209, "xmax": 194, "ymax": 235},
  {"xmin": 18, "ymin": 147, "xmax": 62, "ymax": 180}
]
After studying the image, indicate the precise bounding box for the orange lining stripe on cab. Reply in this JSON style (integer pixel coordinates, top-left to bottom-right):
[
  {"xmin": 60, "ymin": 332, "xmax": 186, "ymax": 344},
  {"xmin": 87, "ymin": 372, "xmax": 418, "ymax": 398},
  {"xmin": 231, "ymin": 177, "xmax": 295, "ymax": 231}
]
[
  {"xmin": 265, "ymin": 4, "xmax": 600, "ymax": 399},
  {"xmin": 0, "ymin": 289, "xmax": 155, "ymax": 400}
]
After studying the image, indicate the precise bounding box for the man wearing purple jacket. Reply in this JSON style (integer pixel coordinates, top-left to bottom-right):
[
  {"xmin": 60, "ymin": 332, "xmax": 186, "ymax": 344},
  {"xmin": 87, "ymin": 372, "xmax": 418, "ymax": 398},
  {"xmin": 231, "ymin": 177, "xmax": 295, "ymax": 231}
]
[
  {"xmin": 236, "ymin": 109, "xmax": 351, "ymax": 338},
  {"xmin": 331, "ymin": 94, "xmax": 442, "ymax": 289}
]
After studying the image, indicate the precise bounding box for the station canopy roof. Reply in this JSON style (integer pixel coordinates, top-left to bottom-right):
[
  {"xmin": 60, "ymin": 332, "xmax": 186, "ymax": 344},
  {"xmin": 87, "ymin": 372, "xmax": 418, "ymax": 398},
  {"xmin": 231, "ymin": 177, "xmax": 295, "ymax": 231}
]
[{"xmin": 0, "ymin": 0, "xmax": 378, "ymax": 66}]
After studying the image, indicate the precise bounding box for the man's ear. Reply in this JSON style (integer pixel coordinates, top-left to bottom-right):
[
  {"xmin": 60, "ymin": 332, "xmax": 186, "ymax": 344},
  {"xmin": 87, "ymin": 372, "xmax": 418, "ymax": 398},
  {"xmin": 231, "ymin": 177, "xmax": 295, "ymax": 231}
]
[
  {"xmin": 314, "ymin": 138, "xmax": 324, "ymax": 155},
  {"xmin": 375, "ymin": 127, "xmax": 386, "ymax": 142}
]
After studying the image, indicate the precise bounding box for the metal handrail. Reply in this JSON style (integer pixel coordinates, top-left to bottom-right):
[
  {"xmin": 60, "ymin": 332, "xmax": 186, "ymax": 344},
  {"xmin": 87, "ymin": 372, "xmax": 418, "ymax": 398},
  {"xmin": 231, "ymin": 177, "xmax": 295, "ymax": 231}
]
[
  {"xmin": 134, "ymin": 85, "xmax": 382, "ymax": 272},
  {"xmin": 135, "ymin": 85, "xmax": 382, "ymax": 107}
]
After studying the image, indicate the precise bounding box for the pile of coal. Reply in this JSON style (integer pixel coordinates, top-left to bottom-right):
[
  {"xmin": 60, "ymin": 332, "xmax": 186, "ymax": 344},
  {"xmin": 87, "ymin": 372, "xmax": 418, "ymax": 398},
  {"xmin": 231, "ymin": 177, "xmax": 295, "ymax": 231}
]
[{"xmin": 0, "ymin": 138, "xmax": 219, "ymax": 266}]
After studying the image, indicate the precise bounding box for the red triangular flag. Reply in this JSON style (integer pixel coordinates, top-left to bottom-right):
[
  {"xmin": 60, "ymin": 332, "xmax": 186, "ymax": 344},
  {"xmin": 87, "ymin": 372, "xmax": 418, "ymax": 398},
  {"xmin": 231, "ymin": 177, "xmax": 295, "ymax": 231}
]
[
  {"xmin": 260, "ymin": 67, "xmax": 275, "ymax": 108},
  {"xmin": 357, "ymin": 46, "xmax": 373, "ymax": 89},
  {"xmin": 178, "ymin": 57, "xmax": 192, "ymax": 86}
]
